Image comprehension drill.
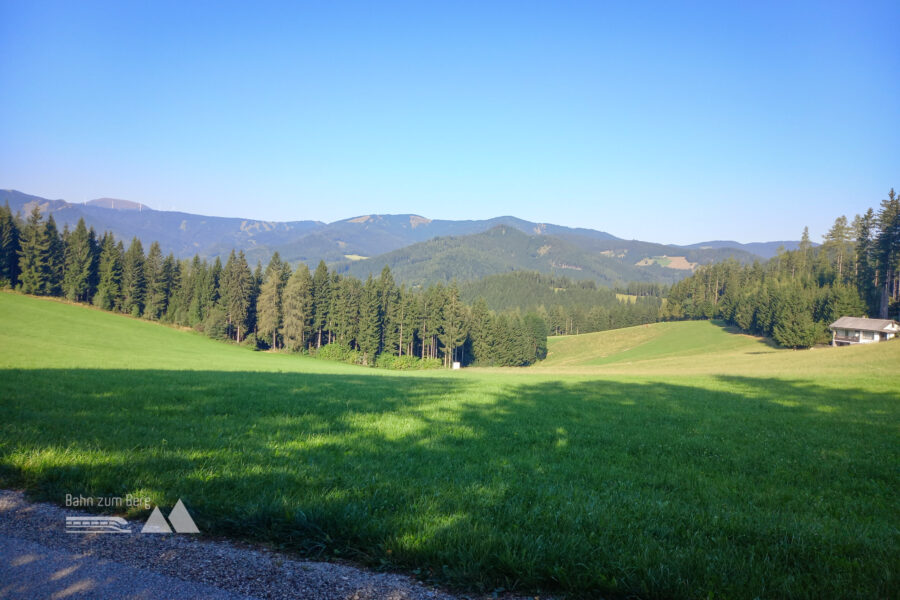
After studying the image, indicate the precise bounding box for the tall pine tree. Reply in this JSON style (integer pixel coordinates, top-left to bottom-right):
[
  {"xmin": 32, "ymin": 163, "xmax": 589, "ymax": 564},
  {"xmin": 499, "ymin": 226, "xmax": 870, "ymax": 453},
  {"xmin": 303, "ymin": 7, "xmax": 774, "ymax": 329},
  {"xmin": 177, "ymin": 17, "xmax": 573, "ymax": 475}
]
[
  {"xmin": 0, "ymin": 203, "xmax": 21, "ymax": 287},
  {"xmin": 256, "ymin": 252, "xmax": 290, "ymax": 349},
  {"xmin": 17, "ymin": 206, "xmax": 50, "ymax": 295},
  {"xmin": 311, "ymin": 261, "xmax": 330, "ymax": 348},
  {"xmin": 121, "ymin": 237, "xmax": 146, "ymax": 316},
  {"xmin": 282, "ymin": 263, "xmax": 313, "ymax": 351},
  {"xmin": 222, "ymin": 250, "xmax": 253, "ymax": 342},
  {"xmin": 358, "ymin": 275, "xmax": 381, "ymax": 365},
  {"xmin": 62, "ymin": 218, "xmax": 96, "ymax": 302},
  {"xmin": 94, "ymin": 233, "xmax": 123, "ymax": 311},
  {"xmin": 44, "ymin": 214, "xmax": 65, "ymax": 296},
  {"xmin": 143, "ymin": 242, "xmax": 165, "ymax": 319}
]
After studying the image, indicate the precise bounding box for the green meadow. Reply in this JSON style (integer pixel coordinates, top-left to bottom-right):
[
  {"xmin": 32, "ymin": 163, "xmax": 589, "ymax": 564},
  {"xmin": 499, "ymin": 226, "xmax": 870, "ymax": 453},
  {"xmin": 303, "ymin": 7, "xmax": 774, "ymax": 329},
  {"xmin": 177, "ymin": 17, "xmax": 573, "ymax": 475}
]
[{"xmin": 1, "ymin": 292, "xmax": 897, "ymax": 598}]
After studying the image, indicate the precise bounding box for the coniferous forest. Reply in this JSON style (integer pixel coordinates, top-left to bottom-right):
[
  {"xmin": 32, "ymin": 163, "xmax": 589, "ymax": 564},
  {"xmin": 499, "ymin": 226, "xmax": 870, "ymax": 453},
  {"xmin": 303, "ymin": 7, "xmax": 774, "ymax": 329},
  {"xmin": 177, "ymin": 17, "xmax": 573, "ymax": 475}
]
[
  {"xmin": 663, "ymin": 189, "xmax": 900, "ymax": 348},
  {"xmin": 0, "ymin": 205, "xmax": 556, "ymax": 367},
  {"xmin": 458, "ymin": 271, "xmax": 663, "ymax": 335}
]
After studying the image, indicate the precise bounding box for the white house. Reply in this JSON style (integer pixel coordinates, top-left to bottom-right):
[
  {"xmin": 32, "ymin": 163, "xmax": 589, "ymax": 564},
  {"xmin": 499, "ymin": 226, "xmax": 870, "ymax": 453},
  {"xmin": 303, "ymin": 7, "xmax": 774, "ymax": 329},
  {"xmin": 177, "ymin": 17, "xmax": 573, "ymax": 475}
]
[{"xmin": 829, "ymin": 316, "xmax": 900, "ymax": 346}]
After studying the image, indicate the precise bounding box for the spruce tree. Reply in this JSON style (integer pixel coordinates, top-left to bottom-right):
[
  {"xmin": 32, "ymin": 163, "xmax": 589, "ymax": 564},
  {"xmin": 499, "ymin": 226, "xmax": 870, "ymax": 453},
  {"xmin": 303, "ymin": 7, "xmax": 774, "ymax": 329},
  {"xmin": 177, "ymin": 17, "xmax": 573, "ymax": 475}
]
[
  {"xmin": 282, "ymin": 263, "xmax": 314, "ymax": 351},
  {"xmin": 468, "ymin": 297, "xmax": 492, "ymax": 364},
  {"xmin": 876, "ymin": 189, "xmax": 900, "ymax": 316},
  {"xmin": 121, "ymin": 238, "xmax": 146, "ymax": 316},
  {"xmin": 87, "ymin": 227, "xmax": 100, "ymax": 300},
  {"xmin": 328, "ymin": 276, "xmax": 354, "ymax": 346},
  {"xmin": 62, "ymin": 218, "xmax": 94, "ymax": 301},
  {"xmin": 395, "ymin": 284, "xmax": 410, "ymax": 357},
  {"xmin": 17, "ymin": 206, "xmax": 50, "ymax": 295},
  {"xmin": 855, "ymin": 208, "xmax": 877, "ymax": 314},
  {"xmin": 210, "ymin": 257, "xmax": 223, "ymax": 306},
  {"xmin": 94, "ymin": 233, "xmax": 123, "ymax": 310},
  {"xmin": 248, "ymin": 261, "xmax": 263, "ymax": 337},
  {"xmin": 490, "ymin": 313, "xmax": 513, "ymax": 366},
  {"xmin": 257, "ymin": 275, "xmax": 280, "ymax": 348},
  {"xmin": 143, "ymin": 242, "xmax": 164, "ymax": 319},
  {"xmin": 222, "ymin": 250, "xmax": 253, "ymax": 342},
  {"xmin": 187, "ymin": 256, "xmax": 220, "ymax": 327},
  {"xmin": 823, "ymin": 216, "xmax": 851, "ymax": 284},
  {"xmin": 523, "ymin": 311, "xmax": 548, "ymax": 361},
  {"xmin": 311, "ymin": 261, "xmax": 330, "ymax": 348},
  {"xmin": 256, "ymin": 253, "xmax": 289, "ymax": 349},
  {"xmin": 378, "ymin": 266, "xmax": 399, "ymax": 355},
  {"xmin": 160, "ymin": 253, "xmax": 179, "ymax": 319},
  {"xmin": 438, "ymin": 282, "xmax": 466, "ymax": 367},
  {"xmin": 510, "ymin": 315, "xmax": 534, "ymax": 365},
  {"xmin": 326, "ymin": 271, "xmax": 342, "ymax": 345},
  {"xmin": 358, "ymin": 274, "xmax": 381, "ymax": 365},
  {"xmin": 0, "ymin": 203, "xmax": 21, "ymax": 287},
  {"xmin": 44, "ymin": 214, "xmax": 65, "ymax": 296}
]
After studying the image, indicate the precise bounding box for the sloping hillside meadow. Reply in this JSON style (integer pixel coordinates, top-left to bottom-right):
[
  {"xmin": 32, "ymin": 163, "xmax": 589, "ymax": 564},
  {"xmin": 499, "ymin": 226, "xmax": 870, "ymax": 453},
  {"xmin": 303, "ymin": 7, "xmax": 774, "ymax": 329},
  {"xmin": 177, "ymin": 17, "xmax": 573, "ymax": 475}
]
[{"xmin": 0, "ymin": 292, "xmax": 897, "ymax": 598}]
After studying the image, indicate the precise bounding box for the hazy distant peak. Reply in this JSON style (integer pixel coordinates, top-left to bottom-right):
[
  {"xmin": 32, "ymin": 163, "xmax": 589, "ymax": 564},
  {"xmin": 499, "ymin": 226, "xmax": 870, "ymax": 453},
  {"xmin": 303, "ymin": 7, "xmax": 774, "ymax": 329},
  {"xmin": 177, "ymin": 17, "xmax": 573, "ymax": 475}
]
[{"xmin": 88, "ymin": 198, "xmax": 151, "ymax": 211}]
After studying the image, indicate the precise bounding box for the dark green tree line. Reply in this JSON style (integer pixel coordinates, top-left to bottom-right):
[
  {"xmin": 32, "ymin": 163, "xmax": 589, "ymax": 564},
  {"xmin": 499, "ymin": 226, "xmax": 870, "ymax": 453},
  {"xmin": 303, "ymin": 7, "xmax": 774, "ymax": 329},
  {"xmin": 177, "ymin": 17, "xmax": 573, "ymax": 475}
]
[{"xmin": 664, "ymin": 190, "xmax": 899, "ymax": 347}]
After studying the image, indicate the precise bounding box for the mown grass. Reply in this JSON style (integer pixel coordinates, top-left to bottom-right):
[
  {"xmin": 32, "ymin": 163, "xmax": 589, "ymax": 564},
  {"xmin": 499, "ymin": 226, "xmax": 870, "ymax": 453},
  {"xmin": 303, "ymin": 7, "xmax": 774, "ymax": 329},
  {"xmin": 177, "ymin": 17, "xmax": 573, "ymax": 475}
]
[
  {"xmin": 1, "ymin": 292, "xmax": 898, "ymax": 598},
  {"xmin": 540, "ymin": 320, "xmax": 773, "ymax": 368}
]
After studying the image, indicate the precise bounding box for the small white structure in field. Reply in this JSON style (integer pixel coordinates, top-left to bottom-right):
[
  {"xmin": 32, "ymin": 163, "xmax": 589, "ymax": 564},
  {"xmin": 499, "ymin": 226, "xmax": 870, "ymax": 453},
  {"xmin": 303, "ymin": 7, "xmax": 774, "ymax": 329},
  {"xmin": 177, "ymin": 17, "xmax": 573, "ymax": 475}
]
[
  {"xmin": 452, "ymin": 361, "xmax": 461, "ymax": 370},
  {"xmin": 829, "ymin": 317, "xmax": 900, "ymax": 346}
]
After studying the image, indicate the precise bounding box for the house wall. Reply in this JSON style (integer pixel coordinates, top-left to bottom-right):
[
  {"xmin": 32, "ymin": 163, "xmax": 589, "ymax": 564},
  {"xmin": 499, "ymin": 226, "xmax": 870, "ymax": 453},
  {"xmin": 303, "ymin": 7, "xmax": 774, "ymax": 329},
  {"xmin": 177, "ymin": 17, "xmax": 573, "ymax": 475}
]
[
  {"xmin": 830, "ymin": 321, "xmax": 899, "ymax": 346},
  {"xmin": 830, "ymin": 328, "xmax": 895, "ymax": 345}
]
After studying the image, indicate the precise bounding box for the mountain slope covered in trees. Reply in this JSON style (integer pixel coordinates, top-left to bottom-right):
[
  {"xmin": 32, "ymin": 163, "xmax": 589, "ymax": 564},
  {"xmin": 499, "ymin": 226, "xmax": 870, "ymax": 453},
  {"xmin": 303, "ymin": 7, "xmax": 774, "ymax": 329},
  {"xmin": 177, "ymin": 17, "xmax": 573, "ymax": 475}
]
[
  {"xmin": 337, "ymin": 225, "xmax": 759, "ymax": 287},
  {"xmin": 664, "ymin": 189, "xmax": 900, "ymax": 348},
  {"xmin": 458, "ymin": 271, "xmax": 663, "ymax": 335}
]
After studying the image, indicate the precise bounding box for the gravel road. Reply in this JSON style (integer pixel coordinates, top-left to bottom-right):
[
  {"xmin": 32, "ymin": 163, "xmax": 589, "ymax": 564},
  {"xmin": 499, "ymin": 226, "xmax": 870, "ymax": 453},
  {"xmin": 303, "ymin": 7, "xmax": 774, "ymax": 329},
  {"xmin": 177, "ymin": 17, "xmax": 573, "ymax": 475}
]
[{"xmin": 0, "ymin": 490, "xmax": 462, "ymax": 600}]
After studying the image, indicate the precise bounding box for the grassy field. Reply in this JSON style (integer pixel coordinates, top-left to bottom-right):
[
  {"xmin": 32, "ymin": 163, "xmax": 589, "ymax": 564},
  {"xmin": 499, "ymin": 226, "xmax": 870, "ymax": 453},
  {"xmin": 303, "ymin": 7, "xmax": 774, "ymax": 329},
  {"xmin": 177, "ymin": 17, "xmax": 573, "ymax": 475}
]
[{"xmin": 1, "ymin": 291, "xmax": 897, "ymax": 598}]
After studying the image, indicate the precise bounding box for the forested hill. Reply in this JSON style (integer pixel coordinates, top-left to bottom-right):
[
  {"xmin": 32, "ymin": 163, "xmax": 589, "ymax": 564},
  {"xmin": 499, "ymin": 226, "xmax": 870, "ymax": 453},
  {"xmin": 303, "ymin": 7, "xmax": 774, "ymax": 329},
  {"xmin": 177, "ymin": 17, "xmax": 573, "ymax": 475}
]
[
  {"xmin": 460, "ymin": 271, "xmax": 623, "ymax": 311},
  {"xmin": 459, "ymin": 271, "xmax": 663, "ymax": 335},
  {"xmin": 663, "ymin": 189, "xmax": 900, "ymax": 348},
  {"xmin": 336, "ymin": 225, "xmax": 759, "ymax": 287}
]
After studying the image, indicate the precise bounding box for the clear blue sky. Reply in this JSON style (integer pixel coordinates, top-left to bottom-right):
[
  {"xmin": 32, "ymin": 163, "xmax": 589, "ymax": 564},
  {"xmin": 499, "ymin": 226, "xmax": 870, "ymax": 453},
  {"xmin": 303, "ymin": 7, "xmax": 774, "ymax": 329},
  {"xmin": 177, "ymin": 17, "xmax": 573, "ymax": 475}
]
[{"xmin": 1, "ymin": 1, "xmax": 898, "ymax": 244}]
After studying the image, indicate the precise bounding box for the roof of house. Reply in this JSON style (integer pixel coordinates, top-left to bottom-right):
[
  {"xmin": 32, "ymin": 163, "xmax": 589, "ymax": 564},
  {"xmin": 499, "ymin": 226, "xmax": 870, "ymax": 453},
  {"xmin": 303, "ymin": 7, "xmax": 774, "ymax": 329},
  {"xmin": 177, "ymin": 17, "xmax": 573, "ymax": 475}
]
[{"xmin": 829, "ymin": 316, "xmax": 900, "ymax": 332}]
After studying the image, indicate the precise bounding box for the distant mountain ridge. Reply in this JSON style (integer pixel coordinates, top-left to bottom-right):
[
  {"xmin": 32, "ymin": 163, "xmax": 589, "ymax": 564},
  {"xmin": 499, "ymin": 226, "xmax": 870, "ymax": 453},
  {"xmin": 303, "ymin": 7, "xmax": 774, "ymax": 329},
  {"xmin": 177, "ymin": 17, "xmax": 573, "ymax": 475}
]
[
  {"xmin": 1, "ymin": 189, "xmax": 796, "ymax": 285},
  {"xmin": 682, "ymin": 239, "xmax": 814, "ymax": 258}
]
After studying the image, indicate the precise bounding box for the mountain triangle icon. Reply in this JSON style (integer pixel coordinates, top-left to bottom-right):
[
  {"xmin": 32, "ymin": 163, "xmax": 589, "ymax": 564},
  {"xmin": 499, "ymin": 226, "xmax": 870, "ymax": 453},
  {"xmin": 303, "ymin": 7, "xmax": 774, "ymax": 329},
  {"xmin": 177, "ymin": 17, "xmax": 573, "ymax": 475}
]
[
  {"xmin": 141, "ymin": 506, "xmax": 172, "ymax": 533},
  {"xmin": 168, "ymin": 499, "xmax": 200, "ymax": 533}
]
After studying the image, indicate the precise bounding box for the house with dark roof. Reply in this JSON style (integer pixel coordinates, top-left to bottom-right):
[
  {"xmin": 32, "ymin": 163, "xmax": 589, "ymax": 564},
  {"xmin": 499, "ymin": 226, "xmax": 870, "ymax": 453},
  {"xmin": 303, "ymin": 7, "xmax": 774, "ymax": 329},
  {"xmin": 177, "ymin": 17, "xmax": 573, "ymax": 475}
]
[{"xmin": 829, "ymin": 316, "xmax": 900, "ymax": 346}]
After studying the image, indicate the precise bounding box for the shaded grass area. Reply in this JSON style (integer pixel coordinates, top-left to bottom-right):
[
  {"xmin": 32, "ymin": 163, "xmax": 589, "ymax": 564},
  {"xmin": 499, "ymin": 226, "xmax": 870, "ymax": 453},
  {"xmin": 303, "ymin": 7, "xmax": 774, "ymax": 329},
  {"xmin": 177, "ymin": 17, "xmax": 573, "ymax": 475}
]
[{"xmin": 2, "ymin": 367, "xmax": 897, "ymax": 598}]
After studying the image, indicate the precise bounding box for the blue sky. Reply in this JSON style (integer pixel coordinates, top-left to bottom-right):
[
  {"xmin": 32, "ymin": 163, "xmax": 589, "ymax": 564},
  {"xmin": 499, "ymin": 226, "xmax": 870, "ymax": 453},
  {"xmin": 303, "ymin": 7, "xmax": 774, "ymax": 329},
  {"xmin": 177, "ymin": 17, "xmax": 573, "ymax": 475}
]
[{"xmin": 1, "ymin": 1, "xmax": 897, "ymax": 244}]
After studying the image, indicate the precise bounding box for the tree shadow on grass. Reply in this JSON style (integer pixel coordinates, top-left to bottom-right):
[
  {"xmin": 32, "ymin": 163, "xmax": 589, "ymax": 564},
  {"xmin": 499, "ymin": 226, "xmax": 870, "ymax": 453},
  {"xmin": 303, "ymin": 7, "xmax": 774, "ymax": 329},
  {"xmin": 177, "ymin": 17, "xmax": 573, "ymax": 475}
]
[{"xmin": 0, "ymin": 368, "xmax": 897, "ymax": 599}]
